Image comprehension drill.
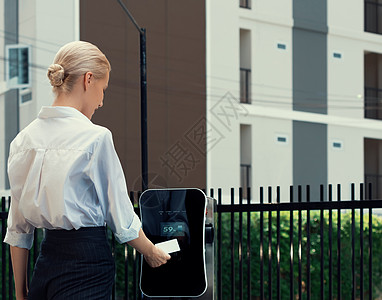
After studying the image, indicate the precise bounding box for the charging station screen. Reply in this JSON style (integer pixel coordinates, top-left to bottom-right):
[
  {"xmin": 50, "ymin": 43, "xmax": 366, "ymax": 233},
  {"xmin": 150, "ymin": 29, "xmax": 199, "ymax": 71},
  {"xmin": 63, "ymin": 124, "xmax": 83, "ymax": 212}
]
[
  {"xmin": 140, "ymin": 189, "xmax": 207, "ymax": 297},
  {"xmin": 160, "ymin": 222, "xmax": 186, "ymax": 237}
]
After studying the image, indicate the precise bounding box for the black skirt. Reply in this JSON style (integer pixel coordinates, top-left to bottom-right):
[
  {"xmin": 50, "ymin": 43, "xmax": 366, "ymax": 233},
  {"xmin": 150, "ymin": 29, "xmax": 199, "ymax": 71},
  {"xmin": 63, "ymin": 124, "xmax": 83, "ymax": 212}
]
[{"xmin": 28, "ymin": 226, "xmax": 115, "ymax": 300}]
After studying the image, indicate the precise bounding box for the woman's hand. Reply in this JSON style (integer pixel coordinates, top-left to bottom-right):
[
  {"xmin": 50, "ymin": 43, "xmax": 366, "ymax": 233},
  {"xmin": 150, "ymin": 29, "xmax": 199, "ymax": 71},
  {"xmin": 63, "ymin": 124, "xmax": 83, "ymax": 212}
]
[
  {"xmin": 144, "ymin": 245, "xmax": 171, "ymax": 268},
  {"xmin": 127, "ymin": 228, "xmax": 171, "ymax": 268}
]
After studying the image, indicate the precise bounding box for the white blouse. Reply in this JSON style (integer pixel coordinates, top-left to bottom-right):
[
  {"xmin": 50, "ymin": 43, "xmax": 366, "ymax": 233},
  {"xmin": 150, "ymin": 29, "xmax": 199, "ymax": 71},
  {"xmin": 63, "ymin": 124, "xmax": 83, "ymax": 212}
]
[{"xmin": 4, "ymin": 106, "xmax": 141, "ymax": 249}]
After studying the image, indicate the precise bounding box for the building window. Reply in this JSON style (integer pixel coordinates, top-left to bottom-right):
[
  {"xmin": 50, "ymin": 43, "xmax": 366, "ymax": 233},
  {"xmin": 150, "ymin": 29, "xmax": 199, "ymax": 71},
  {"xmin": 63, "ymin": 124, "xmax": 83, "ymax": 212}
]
[
  {"xmin": 240, "ymin": 0, "xmax": 251, "ymax": 9},
  {"xmin": 240, "ymin": 124, "xmax": 252, "ymax": 199},
  {"xmin": 240, "ymin": 164, "xmax": 251, "ymax": 198},
  {"xmin": 365, "ymin": 0, "xmax": 382, "ymax": 34},
  {"xmin": 364, "ymin": 87, "xmax": 382, "ymax": 119},
  {"xmin": 240, "ymin": 29, "xmax": 251, "ymax": 104},
  {"xmin": 240, "ymin": 68, "xmax": 251, "ymax": 104},
  {"xmin": 364, "ymin": 138, "xmax": 382, "ymax": 199},
  {"xmin": 364, "ymin": 53, "xmax": 382, "ymax": 120}
]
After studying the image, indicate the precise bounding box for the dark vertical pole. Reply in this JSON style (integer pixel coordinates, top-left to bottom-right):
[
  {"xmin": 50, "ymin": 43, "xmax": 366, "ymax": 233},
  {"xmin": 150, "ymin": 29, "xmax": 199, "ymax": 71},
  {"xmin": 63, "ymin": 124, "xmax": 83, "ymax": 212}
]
[
  {"xmin": 133, "ymin": 248, "xmax": 137, "ymax": 300},
  {"xmin": 124, "ymin": 243, "xmax": 129, "ymax": 300},
  {"xmin": 230, "ymin": 188, "xmax": 235, "ymax": 300},
  {"xmin": 136, "ymin": 192, "xmax": 142, "ymax": 300},
  {"xmin": 140, "ymin": 29, "xmax": 148, "ymax": 191},
  {"xmin": 217, "ymin": 188, "xmax": 222, "ymax": 300},
  {"xmin": 289, "ymin": 186, "xmax": 294, "ymax": 300},
  {"xmin": 116, "ymin": 0, "xmax": 148, "ymax": 192},
  {"xmin": 268, "ymin": 187, "xmax": 272, "ymax": 300},
  {"xmin": 320, "ymin": 184, "xmax": 325, "ymax": 300},
  {"xmin": 337, "ymin": 184, "xmax": 341, "ymax": 300},
  {"xmin": 260, "ymin": 187, "xmax": 264, "ymax": 300},
  {"xmin": 360, "ymin": 184, "xmax": 364, "ymax": 300},
  {"xmin": 8, "ymin": 236, "xmax": 13, "ymax": 300},
  {"xmin": 329, "ymin": 185, "xmax": 333, "ymax": 300},
  {"xmin": 247, "ymin": 187, "xmax": 251, "ymax": 300},
  {"xmin": 351, "ymin": 183, "xmax": 356, "ymax": 300},
  {"xmin": 111, "ymin": 234, "xmax": 116, "ymax": 300},
  {"xmin": 239, "ymin": 188, "xmax": 243, "ymax": 300},
  {"xmin": 2, "ymin": 197, "xmax": 6, "ymax": 300},
  {"xmin": 276, "ymin": 186, "xmax": 281, "ymax": 300},
  {"xmin": 306, "ymin": 185, "xmax": 311, "ymax": 300},
  {"xmin": 298, "ymin": 186, "xmax": 302, "ymax": 300},
  {"xmin": 127, "ymin": 191, "xmax": 135, "ymax": 299},
  {"xmin": 368, "ymin": 183, "xmax": 372, "ymax": 300}
]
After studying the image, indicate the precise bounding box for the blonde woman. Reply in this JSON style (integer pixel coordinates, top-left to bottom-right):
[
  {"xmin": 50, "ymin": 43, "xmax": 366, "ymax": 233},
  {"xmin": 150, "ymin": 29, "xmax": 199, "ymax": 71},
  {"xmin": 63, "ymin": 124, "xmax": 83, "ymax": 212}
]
[{"xmin": 4, "ymin": 41, "xmax": 170, "ymax": 300}]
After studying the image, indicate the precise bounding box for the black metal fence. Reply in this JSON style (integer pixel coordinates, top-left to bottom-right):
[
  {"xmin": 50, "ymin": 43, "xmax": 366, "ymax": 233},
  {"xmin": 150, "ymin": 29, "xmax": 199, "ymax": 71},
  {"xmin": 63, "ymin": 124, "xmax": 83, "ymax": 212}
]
[{"xmin": 2, "ymin": 184, "xmax": 382, "ymax": 300}]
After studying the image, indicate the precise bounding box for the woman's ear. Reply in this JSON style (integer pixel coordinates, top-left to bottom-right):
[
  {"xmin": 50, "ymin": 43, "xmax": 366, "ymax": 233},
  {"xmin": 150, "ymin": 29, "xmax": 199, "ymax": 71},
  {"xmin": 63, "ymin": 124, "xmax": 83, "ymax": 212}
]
[{"xmin": 83, "ymin": 72, "xmax": 93, "ymax": 91}]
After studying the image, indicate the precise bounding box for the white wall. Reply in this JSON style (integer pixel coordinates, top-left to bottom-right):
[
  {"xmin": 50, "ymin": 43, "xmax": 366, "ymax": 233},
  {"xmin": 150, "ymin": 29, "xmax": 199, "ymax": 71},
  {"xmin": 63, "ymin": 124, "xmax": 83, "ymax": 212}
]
[
  {"xmin": 0, "ymin": 0, "xmax": 5, "ymax": 190},
  {"xmin": 249, "ymin": 21, "xmax": 292, "ymax": 110},
  {"xmin": 17, "ymin": 0, "xmax": 80, "ymax": 131},
  {"xmin": 327, "ymin": 125, "xmax": 364, "ymax": 200},
  {"xmin": 251, "ymin": 116, "xmax": 292, "ymax": 202},
  {"xmin": 0, "ymin": 0, "xmax": 79, "ymax": 189},
  {"xmin": 18, "ymin": 0, "xmax": 37, "ymax": 129},
  {"xmin": 206, "ymin": 0, "xmax": 240, "ymax": 199},
  {"xmin": 328, "ymin": 0, "xmax": 363, "ymax": 34},
  {"xmin": 327, "ymin": 35, "xmax": 364, "ymax": 119},
  {"xmin": 206, "ymin": 0, "xmax": 294, "ymax": 202}
]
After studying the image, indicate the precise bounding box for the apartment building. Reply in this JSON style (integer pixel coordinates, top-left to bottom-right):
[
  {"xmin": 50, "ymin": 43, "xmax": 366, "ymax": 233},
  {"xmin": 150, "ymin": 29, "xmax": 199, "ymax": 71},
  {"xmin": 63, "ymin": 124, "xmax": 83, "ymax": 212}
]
[
  {"xmin": 1, "ymin": 0, "xmax": 382, "ymax": 203},
  {"xmin": 207, "ymin": 0, "xmax": 382, "ymax": 202}
]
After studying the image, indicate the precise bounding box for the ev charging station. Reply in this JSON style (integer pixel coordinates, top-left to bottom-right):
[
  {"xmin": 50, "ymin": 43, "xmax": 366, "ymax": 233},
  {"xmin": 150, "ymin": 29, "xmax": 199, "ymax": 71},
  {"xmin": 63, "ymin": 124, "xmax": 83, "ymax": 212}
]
[{"xmin": 139, "ymin": 188, "xmax": 216, "ymax": 299}]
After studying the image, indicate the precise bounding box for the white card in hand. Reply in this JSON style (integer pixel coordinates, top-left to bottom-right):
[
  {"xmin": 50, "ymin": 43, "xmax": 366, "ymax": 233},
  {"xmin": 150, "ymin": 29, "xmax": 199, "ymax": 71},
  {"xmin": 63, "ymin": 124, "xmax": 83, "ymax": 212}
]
[{"xmin": 155, "ymin": 239, "xmax": 180, "ymax": 254}]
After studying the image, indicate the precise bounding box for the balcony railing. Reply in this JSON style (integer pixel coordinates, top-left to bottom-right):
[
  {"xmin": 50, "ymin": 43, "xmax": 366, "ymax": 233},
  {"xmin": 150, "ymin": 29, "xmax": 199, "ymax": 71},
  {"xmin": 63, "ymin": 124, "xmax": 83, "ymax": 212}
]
[
  {"xmin": 240, "ymin": 68, "xmax": 251, "ymax": 104},
  {"xmin": 240, "ymin": 0, "xmax": 251, "ymax": 9},
  {"xmin": 364, "ymin": 87, "xmax": 382, "ymax": 120},
  {"xmin": 365, "ymin": 0, "xmax": 382, "ymax": 34}
]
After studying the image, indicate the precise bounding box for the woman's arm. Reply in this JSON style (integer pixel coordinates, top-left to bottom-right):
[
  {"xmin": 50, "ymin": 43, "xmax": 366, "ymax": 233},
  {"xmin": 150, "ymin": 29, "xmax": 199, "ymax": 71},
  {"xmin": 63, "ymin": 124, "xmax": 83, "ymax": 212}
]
[
  {"xmin": 10, "ymin": 246, "xmax": 29, "ymax": 300},
  {"xmin": 127, "ymin": 228, "xmax": 171, "ymax": 268}
]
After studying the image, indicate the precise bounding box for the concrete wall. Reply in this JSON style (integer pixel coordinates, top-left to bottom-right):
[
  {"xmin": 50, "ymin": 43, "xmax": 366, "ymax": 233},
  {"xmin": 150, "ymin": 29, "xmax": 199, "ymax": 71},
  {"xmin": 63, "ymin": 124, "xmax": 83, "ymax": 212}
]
[
  {"xmin": 0, "ymin": 0, "xmax": 79, "ymax": 189},
  {"xmin": 0, "ymin": 0, "xmax": 5, "ymax": 189},
  {"xmin": 81, "ymin": 0, "xmax": 206, "ymax": 191}
]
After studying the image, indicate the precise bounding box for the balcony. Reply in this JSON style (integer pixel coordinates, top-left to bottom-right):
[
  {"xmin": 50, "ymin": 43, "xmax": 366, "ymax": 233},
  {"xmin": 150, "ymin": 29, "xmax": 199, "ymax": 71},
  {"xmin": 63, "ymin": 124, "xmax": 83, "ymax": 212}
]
[
  {"xmin": 240, "ymin": 68, "xmax": 251, "ymax": 104},
  {"xmin": 364, "ymin": 87, "xmax": 382, "ymax": 120},
  {"xmin": 365, "ymin": 0, "xmax": 382, "ymax": 34}
]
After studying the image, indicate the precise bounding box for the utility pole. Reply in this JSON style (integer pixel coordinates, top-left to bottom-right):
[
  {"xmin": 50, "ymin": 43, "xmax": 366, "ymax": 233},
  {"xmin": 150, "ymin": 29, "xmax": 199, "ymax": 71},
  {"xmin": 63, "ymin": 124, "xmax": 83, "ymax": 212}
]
[{"xmin": 116, "ymin": 0, "xmax": 148, "ymax": 192}]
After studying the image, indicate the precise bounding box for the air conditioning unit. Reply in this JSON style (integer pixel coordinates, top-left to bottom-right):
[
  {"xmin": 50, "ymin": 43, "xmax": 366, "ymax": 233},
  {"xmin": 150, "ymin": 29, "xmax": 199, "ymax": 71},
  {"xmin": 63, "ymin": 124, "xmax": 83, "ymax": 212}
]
[{"xmin": 6, "ymin": 44, "xmax": 31, "ymax": 89}]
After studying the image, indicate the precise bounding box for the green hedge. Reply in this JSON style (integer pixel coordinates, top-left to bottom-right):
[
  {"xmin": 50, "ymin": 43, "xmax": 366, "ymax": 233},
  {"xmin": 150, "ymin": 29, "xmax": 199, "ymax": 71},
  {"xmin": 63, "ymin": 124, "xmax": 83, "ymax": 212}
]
[{"xmin": 219, "ymin": 210, "xmax": 382, "ymax": 300}]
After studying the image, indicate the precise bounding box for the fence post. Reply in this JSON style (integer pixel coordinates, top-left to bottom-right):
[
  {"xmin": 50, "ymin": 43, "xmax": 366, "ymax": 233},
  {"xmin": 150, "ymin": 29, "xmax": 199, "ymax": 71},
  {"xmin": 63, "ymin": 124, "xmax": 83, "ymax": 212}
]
[{"xmin": 289, "ymin": 186, "xmax": 294, "ymax": 300}]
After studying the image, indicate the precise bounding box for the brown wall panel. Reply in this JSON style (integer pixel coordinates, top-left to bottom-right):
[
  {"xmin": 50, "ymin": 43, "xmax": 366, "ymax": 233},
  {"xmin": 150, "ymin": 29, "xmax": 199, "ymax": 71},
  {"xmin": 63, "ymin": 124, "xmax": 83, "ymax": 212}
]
[{"xmin": 80, "ymin": 0, "xmax": 206, "ymax": 191}]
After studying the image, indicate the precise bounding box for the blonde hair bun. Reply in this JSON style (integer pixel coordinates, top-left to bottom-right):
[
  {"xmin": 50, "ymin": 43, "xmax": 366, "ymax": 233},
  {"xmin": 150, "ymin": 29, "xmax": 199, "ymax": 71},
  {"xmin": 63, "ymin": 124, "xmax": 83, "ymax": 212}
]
[
  {"xmin": 47, "ymin": 64, "xmax": 65, "ymax": 87},
  {"xmin": 48, "ymin": 41, "xmax": 110, "ymax": 95}
]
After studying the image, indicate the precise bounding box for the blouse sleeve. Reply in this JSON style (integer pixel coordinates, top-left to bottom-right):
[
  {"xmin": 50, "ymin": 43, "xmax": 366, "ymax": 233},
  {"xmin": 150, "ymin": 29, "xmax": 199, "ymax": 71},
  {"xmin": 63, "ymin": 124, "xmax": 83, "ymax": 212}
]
[
  {"xmin": 90, "ymin": 129, "xmax": 141, "ymax": 244},
  {"xmin": 3, "ymin": 150, "xmax": 35, "ymax": 249}
]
